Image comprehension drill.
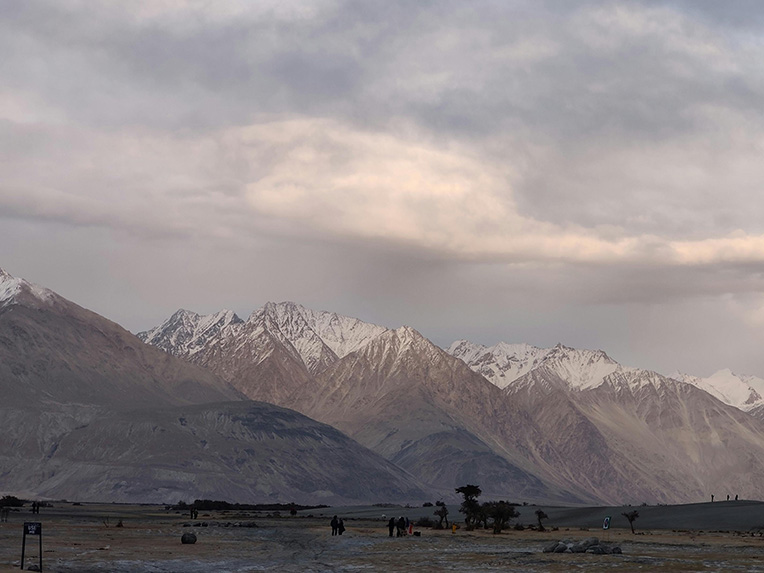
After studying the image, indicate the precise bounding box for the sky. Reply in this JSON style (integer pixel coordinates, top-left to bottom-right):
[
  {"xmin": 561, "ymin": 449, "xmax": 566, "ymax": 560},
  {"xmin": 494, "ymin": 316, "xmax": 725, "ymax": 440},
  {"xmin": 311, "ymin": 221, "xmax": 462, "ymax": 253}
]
[{"xmin": 2, "ymin": 0, "xmax": 764, "ymax": 377}]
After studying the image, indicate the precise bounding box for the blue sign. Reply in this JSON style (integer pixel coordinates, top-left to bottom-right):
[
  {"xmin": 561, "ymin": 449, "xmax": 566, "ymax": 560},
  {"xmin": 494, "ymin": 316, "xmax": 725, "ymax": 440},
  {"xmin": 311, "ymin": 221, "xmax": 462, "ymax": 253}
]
[{"xmin": 602, "ymin": 516, "xmax": 611, "ymax": 530}]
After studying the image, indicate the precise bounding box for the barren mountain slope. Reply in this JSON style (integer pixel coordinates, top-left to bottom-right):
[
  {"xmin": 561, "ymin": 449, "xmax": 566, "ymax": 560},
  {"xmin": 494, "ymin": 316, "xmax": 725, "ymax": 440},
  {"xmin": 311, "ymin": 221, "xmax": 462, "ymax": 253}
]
[
  {"xmin": 297, "ymin": 327, "xmax": 590, "ymax": 502},
  {"xmin": 0, "ymin": 270, "xmax": 241, "ymax": 410},
  {"xmin": 454, "ymin": 338, "xmax": 764, "ymax": 503},
  {"xmin": 0, "ymin": 401, "xmax": 429, "ymax": 504},
  {"xmin": 0, "ymin": 270, "xmax": 433, "ymax": 504}
]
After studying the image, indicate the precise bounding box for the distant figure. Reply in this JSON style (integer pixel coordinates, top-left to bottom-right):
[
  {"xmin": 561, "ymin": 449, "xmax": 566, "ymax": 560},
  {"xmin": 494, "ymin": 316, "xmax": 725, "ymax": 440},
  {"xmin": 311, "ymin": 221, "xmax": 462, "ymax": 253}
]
[
  {"xmin": 0, "ymin": 507, "xmax": 8, "ymax": 522},
  {"xmin": 452, "ymin": 523, "xmax": 457, "ymax": 534},
  {"xmin": 388, "ymin": 517, "xmax": 396, "ymax": 537},
  {"xmin": 331, "ymin": 515, "xmax": 339, "ymax": 536},
  {"xmin": 727, "ymin": 494, "xmax": 730, "ymax": 501},
  {"xmin": 711, "ymin": 494, "xmax": 714, "ymax": 502},
  {"xmin": 735, "ymin": 494, "xmax": 739, "ymax": 501},
  {"xmin": 397, "ymin": 516, "xmax": 405, "ymax": 537},
  {"xmin": 338, "ymin": 518, "xmax": 345, "ymax": 535}
]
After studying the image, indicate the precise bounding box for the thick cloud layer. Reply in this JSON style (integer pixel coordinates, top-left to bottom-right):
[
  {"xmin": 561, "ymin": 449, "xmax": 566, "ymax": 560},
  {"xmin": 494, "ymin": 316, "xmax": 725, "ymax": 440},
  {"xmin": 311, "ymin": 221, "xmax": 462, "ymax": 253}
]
[{"xmin": 2, "ymin": 0, "xmax": 764, "ymax": 376}]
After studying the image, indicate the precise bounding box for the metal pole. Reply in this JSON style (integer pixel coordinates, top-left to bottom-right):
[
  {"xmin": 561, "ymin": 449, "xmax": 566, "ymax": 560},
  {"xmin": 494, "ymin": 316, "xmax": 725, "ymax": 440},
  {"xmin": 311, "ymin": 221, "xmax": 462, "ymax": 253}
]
[{"xmin": 20, "ymin": 531, "xmax": 26, "ymax": 570}]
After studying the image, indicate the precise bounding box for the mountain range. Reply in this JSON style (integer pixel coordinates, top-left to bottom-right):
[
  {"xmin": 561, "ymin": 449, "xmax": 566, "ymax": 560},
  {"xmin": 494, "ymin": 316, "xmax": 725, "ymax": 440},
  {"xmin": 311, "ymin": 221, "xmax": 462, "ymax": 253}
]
[
  {"xmin": 139, "ymin": 301, "xmax": 764, "ymax": 504},
  {"xmin": 3, "ymin": 265, "xmax": 764, "ymax": 505}
]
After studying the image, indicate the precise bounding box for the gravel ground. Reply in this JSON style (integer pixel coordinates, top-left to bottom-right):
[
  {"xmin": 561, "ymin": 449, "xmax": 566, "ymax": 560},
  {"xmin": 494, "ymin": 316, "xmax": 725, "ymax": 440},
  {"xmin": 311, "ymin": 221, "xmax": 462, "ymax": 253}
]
[{"xmin": 1, "ymin": 502, "xmax": 763, "ymax": 572}]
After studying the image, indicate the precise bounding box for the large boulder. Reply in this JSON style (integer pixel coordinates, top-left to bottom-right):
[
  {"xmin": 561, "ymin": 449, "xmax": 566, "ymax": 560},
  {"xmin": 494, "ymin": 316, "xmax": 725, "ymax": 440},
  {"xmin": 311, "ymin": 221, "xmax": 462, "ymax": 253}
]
[{"xmin": 181, "ymin": 532, "xmax": 197, "ymax": 544}]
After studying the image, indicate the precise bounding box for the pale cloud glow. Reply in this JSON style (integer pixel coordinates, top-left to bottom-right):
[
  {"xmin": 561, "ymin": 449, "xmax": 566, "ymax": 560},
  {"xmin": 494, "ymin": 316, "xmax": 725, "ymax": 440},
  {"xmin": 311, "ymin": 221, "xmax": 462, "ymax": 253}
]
[{"xmin": 3, "ymin": 0, "xmax": 764, "ymax": 377}]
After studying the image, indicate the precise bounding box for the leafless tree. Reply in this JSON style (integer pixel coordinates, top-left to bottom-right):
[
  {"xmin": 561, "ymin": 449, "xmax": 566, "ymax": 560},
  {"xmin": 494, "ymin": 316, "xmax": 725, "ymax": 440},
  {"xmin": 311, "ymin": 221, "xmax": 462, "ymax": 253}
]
[{"xmin": 622, "ymin": 510, "xmax": 639, "ymax": 534}]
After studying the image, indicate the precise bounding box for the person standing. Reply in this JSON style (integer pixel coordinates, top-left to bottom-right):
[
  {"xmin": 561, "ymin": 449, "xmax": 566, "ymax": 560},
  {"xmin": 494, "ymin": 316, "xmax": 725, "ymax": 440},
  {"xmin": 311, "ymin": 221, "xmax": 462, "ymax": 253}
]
[
  {"xmin": 388, "ymin": 517, "xmax": 396, "ymax": 537},
  {"xmin": 338, "ymin": 518, "xmax": 345, "ymax": 535},
  {"xmin": 397, "ymin": 516, "xmax": 405, "ymax": 537},
  {"xmin": 331, "ymin": 515, "xmax": 339, "ymax": 536}
]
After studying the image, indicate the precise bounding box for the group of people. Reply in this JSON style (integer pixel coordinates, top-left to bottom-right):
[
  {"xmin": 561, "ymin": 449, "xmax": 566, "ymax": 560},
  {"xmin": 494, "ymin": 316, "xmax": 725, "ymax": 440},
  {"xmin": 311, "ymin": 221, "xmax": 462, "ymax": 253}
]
[
  {"xmin": 710, "ymin": 494, "xmax": 739, "ymax": 502},
  {"xmin": 330, "ymin": 515, "xmax": 345, "ymax": 536},
  {"xmin": 387, "ymin": 516, "xmax": 411, "ymax": 537}
]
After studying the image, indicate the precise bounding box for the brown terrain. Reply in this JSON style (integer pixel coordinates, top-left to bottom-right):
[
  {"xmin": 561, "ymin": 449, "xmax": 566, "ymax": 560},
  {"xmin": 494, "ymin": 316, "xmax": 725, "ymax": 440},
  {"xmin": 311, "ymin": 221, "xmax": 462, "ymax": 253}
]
[{"xmin": 1, "ymin": 501, "xmax": 762, "ymax": 572}]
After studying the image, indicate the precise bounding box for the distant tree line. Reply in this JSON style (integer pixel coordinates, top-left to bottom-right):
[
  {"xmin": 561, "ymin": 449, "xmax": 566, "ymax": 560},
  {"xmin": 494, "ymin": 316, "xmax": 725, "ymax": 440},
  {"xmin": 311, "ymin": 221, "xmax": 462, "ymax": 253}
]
[
  {"xmin": 0, "ymin": 495, "xmax": 26, "ymax": 507},
  {"xmin": 173, "ymin": 500, "xmax": 329, "ymax": 512},
  {"xmin": 455, "ymin": 485, "xmax": 521, "ymax": 534}
]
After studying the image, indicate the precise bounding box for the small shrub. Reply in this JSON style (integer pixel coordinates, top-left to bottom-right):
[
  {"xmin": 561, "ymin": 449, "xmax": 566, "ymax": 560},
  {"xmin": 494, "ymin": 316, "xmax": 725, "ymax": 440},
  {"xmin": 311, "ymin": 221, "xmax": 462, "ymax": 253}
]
[
  {"xmin": 514, "ymin": 523, "xmax": 525, "ymax": 531},
  {"xmin": 415, "ymin": 517, "xmax": 435, "ymax": 528},
  {"xmin": 422, "ymin": 502, "xmax": 433, "ymax": 507}
]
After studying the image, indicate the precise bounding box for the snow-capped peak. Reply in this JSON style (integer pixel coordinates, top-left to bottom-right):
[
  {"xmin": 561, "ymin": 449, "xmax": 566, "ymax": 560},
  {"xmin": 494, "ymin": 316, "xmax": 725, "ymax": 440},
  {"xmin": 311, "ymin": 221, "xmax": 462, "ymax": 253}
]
[
  {"xmin": 672, "ymin": 368, "xmax": 764, "ymax": 412},
  {"xmin": 0, "ymin": 268, "xmax": 56, "ymax": 308},
  {"xmin": 536, "ymin": 344, "xmax": 620, "ymax": 390},
  {"xmin": 447, "ymin": 339, "xmax": 551, "ymax": 389},
  {"xmin": 138, "ymin": 308, "xmax": 242, "ymax": 356},
  {"xmin": 251, "ymin": 301, "xmax": 388, "ymax": 360},
  {"xmin": 449, "ymin": 339, "xmax": 620, "ymax": 390}
]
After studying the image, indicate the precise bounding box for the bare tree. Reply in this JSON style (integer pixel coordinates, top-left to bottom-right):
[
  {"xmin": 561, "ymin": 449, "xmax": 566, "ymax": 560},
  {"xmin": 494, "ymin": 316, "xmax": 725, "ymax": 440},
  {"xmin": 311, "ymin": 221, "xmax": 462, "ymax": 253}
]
[
  {"xmin": 622, "ymin": 510, "xmax": 639, "ymax": 534},
  {"xmin": 535, "ymin": 509, "xmax": 548, "ymax": 532}
]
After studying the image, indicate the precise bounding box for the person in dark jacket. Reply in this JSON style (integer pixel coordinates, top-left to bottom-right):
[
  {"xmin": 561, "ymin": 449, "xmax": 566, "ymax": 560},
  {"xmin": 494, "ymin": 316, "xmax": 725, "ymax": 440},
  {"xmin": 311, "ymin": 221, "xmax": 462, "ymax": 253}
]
[
  {"xmin": 397, "ymin": 516, "xmax": 406, "ymax": 537},
  {"xmin": 338, "ymin": 518, "xmax": 345, "ymax": 535},
  {"xmin": 331, "ymin": 515, "xmax": 339, "ymax": 536},
  {"xmin": 388, "ymin": 517, "xmax": 396, "ymax": 537}
]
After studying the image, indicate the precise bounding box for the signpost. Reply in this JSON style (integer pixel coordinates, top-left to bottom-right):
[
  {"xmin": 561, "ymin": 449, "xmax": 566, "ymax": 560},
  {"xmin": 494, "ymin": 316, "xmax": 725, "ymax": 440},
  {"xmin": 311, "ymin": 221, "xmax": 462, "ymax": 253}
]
[
  {"xmin": 602, "ymin": 515, "xmax": 611, "ymax": 543},
  {"xmin": 21, "ymin": 522, "xmax": 42, "ymax": 571}
]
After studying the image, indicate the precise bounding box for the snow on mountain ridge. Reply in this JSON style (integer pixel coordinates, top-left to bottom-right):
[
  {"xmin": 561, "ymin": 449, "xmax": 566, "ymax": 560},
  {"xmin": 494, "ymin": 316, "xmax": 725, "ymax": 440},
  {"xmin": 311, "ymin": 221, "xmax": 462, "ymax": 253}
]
[
  {"xmin": 447, "ymin": 339, "xmax": 551, "ymax": 389},
  {"xmin": 449, "ymin": 340, "xmax": 619, "ymax": 390},
  {"xmin": 0, "ymin": 268, "xmax": 56, "ymax": 308},
  {"xmin": 540, "ymin": 344, "xmax": 620, "ymax": 390},
  {"xmin": 671, "ymin": 369, "xmax": 764, "ymax": 413},
  {"xmin": 141, "ymin": 301, "xmax": 389, "ymax": 374},
  {"xmin": 138, "ymin": 308, "xmax": 243, "ymax": 357}
]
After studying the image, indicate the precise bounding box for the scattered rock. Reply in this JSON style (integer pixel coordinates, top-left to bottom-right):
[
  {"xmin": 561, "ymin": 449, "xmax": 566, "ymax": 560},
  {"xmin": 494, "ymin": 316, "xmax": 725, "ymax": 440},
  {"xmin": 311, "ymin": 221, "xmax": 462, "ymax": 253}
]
[
  {"xmin": 542, "ymin": 541, "xmax": 560, "ymax": 553},
  {"xmin": 181, "ymin": 532, "xmax": 197, "ymax": 544},
  {"xmin": 542, "ymin": 537, "xmax": 622, "ymax": 555}
]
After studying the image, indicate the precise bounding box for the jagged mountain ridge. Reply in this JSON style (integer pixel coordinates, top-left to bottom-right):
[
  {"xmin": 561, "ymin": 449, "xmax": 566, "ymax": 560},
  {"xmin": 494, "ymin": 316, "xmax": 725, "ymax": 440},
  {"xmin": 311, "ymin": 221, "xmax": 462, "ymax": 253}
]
[
  {"xmin": 449, "ymin": 339, "xmax": 764, "ymax": 421},
  {"xmin": 451, "ymin": 339, "xmax": 764, "ymax": 502},
  {"xmin": 143, "ymin": 311, "xmax": 575, "ymax": 501},
  {"xmin": 0, "ymin": 268, "xmax": 431, "ymax": 504},
  {"xmin": 671, "ymin": 369, "xmax": 764, "ymax": 420},
  {"xmin": 143, "ymin": 301, "xmax": 764, "ymax": 503},
  {"xmin": 140, "ymin": 302, "xmax": 387, "ymax": 374}
]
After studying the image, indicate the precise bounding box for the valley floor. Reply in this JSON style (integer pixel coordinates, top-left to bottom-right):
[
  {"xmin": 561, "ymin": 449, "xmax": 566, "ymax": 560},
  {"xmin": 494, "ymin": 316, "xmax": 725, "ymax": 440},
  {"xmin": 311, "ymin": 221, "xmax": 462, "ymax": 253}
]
[{"xmin": 0, "ymin": 502, "xmax": 762, "ymax": 572}]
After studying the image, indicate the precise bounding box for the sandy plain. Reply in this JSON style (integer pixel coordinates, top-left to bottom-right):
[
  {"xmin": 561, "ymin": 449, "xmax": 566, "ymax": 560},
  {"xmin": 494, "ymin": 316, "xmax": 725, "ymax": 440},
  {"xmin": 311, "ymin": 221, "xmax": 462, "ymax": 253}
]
[{"xmin": 0, "ymin": 501, "xmax": 762, "ymax": 572}]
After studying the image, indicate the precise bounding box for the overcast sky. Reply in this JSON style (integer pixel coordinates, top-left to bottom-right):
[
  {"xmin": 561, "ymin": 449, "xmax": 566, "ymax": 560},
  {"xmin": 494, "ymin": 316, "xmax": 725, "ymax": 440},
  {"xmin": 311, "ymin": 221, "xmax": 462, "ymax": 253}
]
[{"xmin": 3, "ymin": 0, "xmax": 764, "ymax": 377}]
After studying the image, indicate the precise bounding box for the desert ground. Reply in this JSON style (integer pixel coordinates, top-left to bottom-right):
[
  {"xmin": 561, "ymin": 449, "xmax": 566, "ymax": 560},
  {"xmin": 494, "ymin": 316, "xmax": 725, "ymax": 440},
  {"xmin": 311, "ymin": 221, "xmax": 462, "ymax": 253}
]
[{"xmin": 0, "ymin": 501, "xmax": 762, "ymax": 572}]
